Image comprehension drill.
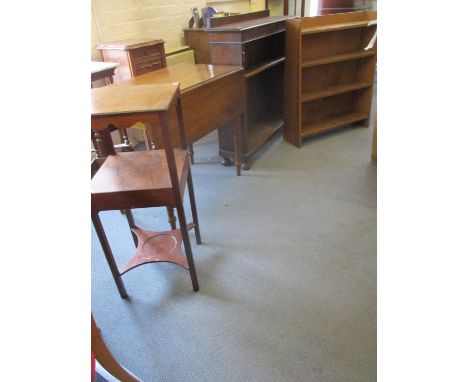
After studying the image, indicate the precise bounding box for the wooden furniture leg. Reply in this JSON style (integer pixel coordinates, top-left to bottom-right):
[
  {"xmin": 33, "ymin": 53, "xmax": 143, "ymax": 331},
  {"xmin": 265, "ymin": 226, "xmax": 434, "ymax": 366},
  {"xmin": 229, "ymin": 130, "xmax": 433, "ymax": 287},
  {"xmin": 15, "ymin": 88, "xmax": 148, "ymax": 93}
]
[
  {"xmin": 91, "ymin": 130, "xmax": 99, "ymax": 155},
  {"xmin": 175, "ymin": 201, "xmax": 199, "ymax": 291},
  {"xmin": 124, "ymin": 209, "xmax": 138, "ymax": 246},
  {"xmin": 92, "ymin": 213, "xmax": 128, "ymax": 299},
  {"xmin": 117, "ymin": 128, "xmax": 132, "ymax": 151},
  {"xmin": 162, "ymin": 100, "xmax": 199, "ymax": 291},
  {"xmin": 188, "ymin": 144, "xmax": 195, "ymax": 164},
  {"xmin": 92, "ymin": 315, "xmax": 141, "ymax": 382},
  {"xmin": 234, "ymin": 114, "xmax": 243, "ymax": 176},
  {"xmin": 166, "ymin": 207, "xmax": 177, "ymax": 230},
  {"xmin": 187, "ymin": 169, "xmax": 202, "ymax": 244}
]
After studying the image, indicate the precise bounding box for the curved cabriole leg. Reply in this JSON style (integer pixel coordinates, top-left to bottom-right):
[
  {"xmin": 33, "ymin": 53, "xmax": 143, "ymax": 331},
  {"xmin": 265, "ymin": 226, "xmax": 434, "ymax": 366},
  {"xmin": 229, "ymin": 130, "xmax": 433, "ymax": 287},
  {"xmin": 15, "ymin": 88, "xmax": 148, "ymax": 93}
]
[{"xmin": 92, "ymin": 212, "xmax": 128, "ymax": 299}]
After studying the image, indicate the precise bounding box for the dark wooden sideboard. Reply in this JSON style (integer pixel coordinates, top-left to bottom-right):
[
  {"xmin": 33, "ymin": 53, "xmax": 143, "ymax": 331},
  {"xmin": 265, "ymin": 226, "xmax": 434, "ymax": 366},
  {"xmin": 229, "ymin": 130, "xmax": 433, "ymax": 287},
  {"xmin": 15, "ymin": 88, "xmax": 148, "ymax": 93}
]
[{"xmin": 185, "ymin": 12, "xmax": 293, "ymax": 169}]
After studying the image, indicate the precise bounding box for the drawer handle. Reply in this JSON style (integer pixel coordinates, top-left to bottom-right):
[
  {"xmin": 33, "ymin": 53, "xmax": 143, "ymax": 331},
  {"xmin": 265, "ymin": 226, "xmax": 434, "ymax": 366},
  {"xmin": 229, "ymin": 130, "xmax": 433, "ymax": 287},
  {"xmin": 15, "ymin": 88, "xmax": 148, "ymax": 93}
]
[{"xmin": 137, "ymin": 60, "xmax": 161, "ymax": 70}]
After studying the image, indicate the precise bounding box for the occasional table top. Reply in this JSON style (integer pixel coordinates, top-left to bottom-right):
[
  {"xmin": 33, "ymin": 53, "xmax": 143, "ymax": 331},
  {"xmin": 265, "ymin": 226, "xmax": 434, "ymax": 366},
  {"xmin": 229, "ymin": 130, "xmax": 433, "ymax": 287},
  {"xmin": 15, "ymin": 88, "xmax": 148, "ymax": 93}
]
[
  {"xmin": 91, "ymin": 61, "xmax": 118, "ymax": 74},
  {"xmin": 91, "ymin": 83, "xmax": 179, "ymax": 116},
  {"xmin": 122, "ymin": 63, "xmax": 243, "ymax": 92}
]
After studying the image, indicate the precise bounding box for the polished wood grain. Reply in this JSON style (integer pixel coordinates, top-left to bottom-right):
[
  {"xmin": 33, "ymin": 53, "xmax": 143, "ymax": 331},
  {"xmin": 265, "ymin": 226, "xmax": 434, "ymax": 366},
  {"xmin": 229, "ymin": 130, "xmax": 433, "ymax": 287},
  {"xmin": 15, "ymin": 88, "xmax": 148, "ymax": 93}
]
[
  {"xmin": 91, "ymin": 150, "xmax": 189, "ymax": 211},
  {"xmin": 120, "ymin": 224, "xmax": 195, "ymax": 274},
  {"xmin": 91, "ymin": 83, "xmax": 178, "ymax": 116},
  {"xmin": 122, "ymin": 63, "xmax": 246, "ymax": 175},
  {"xmin": 284, "ymin": 11, "xmax": 377, "ymax": 147},
  {"xmin": 91, "ymin": 84, "xmax": 201, "ymax": 296},
  {"xmin": 127, "ymin": 63, "xmax": 241, "ymax": 92}
]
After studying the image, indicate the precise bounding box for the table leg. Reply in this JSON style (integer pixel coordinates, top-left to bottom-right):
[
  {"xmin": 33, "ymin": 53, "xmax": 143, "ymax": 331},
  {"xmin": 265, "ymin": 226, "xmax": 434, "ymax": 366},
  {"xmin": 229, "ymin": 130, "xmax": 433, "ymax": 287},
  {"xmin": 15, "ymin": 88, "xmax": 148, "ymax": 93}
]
[
  {"xmin": 188, "ymin": 144, "xmax": 195, "ymax": 165},
  {"xmin": 234, "ymin": 114, "xmax": 244, "ymax": 176},
  {"xmin": 166, "ymin": 207, "xmax": 177, "ymax": 230}
]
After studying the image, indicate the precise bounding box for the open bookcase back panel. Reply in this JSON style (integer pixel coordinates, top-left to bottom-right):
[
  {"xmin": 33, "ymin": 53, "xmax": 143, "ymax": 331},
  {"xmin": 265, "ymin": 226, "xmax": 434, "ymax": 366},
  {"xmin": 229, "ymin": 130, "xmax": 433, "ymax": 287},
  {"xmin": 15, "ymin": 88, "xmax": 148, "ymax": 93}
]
[
  {"xmin": 243, "ymin": 33, "xmax": 285, "ymax": 69},
  {"xmin": 302, "ymin": 93, "xmax": 355, "ymax": 125},
  {"xmin": 355, "ymin": 55, "xmax": 377, "ymax": 82},
  {"xmin": 302, "ymin": 29, "xmax": 362, "ymax": 62},
  {"xmin": 246, "ymin": 64, "xmax": 283, "ymax": 126},
  {"xmin": 352, "ymin": 86, "xmax": 374, "ymax": 116},
  {"xmin": 302, "ymin": 60, "xmax": 360, "ymax": 93}
]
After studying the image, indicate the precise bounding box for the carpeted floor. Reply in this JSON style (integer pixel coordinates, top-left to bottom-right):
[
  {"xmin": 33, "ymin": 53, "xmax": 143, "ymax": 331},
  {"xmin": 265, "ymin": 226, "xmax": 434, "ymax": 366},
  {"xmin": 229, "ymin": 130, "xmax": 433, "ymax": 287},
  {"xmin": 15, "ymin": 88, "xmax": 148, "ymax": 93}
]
[{"xmin": 92, "ymin": 116, "xmax": 376, "ymax": 382}]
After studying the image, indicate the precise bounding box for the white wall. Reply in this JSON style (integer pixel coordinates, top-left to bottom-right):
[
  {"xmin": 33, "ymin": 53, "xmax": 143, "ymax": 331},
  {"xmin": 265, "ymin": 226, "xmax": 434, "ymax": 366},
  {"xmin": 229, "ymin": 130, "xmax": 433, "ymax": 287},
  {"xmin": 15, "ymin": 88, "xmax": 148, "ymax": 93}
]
[{"xmin": 91, "ymin": 0, "xmax": 265, "ymax": 60}]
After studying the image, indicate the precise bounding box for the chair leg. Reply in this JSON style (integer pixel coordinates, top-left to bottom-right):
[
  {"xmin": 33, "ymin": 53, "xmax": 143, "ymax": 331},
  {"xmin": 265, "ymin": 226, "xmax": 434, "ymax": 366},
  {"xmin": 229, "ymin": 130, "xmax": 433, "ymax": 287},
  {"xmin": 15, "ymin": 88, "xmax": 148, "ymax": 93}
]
[
  {"xmin": 118, "ymin": 128, "xmax": 133, "ymax": 151},
  {"xmin": 92, "ymin": 213, "xmax": 128, "ymax": 299},
  {"xmin": 124, "ymin": 209, "xmax": 138, "ymax": 247},
  {"xmin": 186, "ymin": 169, "xmax": 201, "ymax": 244},
  {"xmin": 175, "ymin": 203, "xmax": 199, "ymax": 292},
  {"xmin": 166, "ymin": 207, "xmax": 177, "ymax": 230}
]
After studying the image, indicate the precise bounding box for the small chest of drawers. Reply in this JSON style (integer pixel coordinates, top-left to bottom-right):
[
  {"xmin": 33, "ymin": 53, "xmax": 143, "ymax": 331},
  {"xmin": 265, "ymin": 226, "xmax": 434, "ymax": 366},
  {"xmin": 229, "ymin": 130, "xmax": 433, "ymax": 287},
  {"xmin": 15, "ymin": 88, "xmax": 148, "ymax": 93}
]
[{"xmin": 96, "ymin": 39, "xmax": 166, "ymax": 83}]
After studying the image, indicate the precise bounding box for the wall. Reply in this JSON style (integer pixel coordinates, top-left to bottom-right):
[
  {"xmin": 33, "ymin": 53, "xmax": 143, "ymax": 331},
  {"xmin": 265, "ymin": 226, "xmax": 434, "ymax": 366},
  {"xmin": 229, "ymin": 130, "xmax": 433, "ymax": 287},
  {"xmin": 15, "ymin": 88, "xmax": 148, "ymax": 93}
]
[
  {"xmin": 91, "ymin": 0, "xmax": 265, "ymax": 60},
  {"xmin": 267, "ymin": 0, "xmax": 376, "ymax": 17}
]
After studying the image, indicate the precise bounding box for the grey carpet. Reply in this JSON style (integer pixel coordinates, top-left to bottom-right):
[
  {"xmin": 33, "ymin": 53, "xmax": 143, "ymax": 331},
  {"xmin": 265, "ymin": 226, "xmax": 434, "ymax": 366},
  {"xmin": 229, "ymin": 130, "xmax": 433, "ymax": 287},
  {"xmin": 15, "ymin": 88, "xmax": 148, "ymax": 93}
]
[{"xmin": 92, "ymin": 119, "xmax": 376, "ymax": 382}]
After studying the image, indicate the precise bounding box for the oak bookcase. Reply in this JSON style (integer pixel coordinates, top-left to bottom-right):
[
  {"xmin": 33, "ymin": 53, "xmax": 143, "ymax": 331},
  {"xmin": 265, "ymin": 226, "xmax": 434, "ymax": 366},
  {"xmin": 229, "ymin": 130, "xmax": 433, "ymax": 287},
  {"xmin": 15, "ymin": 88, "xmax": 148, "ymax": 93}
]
[{"xmin": 284, "ymin": 11, "xmax": 377, "ymax": 147}]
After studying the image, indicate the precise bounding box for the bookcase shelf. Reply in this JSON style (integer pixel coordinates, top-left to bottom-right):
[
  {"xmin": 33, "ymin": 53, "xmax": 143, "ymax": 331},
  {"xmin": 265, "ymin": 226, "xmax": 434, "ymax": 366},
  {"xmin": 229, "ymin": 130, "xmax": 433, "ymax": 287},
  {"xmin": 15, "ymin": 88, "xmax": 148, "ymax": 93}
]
[
  {"xmin": 284, "ymin": 11, "xmax": 377, "ymax": 148},
  {"xmin": 301, "ymin": 50, "xmax": 375, "ymax": 68},
  {"xmin": 301, "ymin": 81, "xmax": 373, "ymax": 103},
  {"xmin": 301, "ymin": 111, "xmax": 367, "ymax": 138},
  {"xmin": 245, "ymin": 57, "xmax": 285, "ymax": 78},
  {"xmin": 246, "ymin": 114, "xmax": 283, "ymax": 153},
  {"xmin": 301, "ymin": 20, "xmax": 371, "ymax": 35}
]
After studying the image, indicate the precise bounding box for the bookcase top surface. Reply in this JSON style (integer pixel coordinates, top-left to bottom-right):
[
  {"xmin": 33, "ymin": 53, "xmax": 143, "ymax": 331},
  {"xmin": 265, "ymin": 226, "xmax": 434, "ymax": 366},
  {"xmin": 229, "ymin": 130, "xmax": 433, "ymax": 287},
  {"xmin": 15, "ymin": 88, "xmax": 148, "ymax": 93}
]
[
  {"xmin": 297, "ymin": 11, "xmax": 376, "ymax": 34},
  {"xmin": 205, "ymin": 16, "xmax": 294, "ymax": 32}
]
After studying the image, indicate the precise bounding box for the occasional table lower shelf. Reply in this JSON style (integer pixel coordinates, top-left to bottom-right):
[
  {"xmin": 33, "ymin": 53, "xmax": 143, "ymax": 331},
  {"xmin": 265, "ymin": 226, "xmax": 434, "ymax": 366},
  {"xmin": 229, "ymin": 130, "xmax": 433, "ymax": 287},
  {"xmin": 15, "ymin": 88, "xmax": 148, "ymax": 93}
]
[{"xmin": 119, "ymin": 223, "xmax": 195, "ymax": 275}]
